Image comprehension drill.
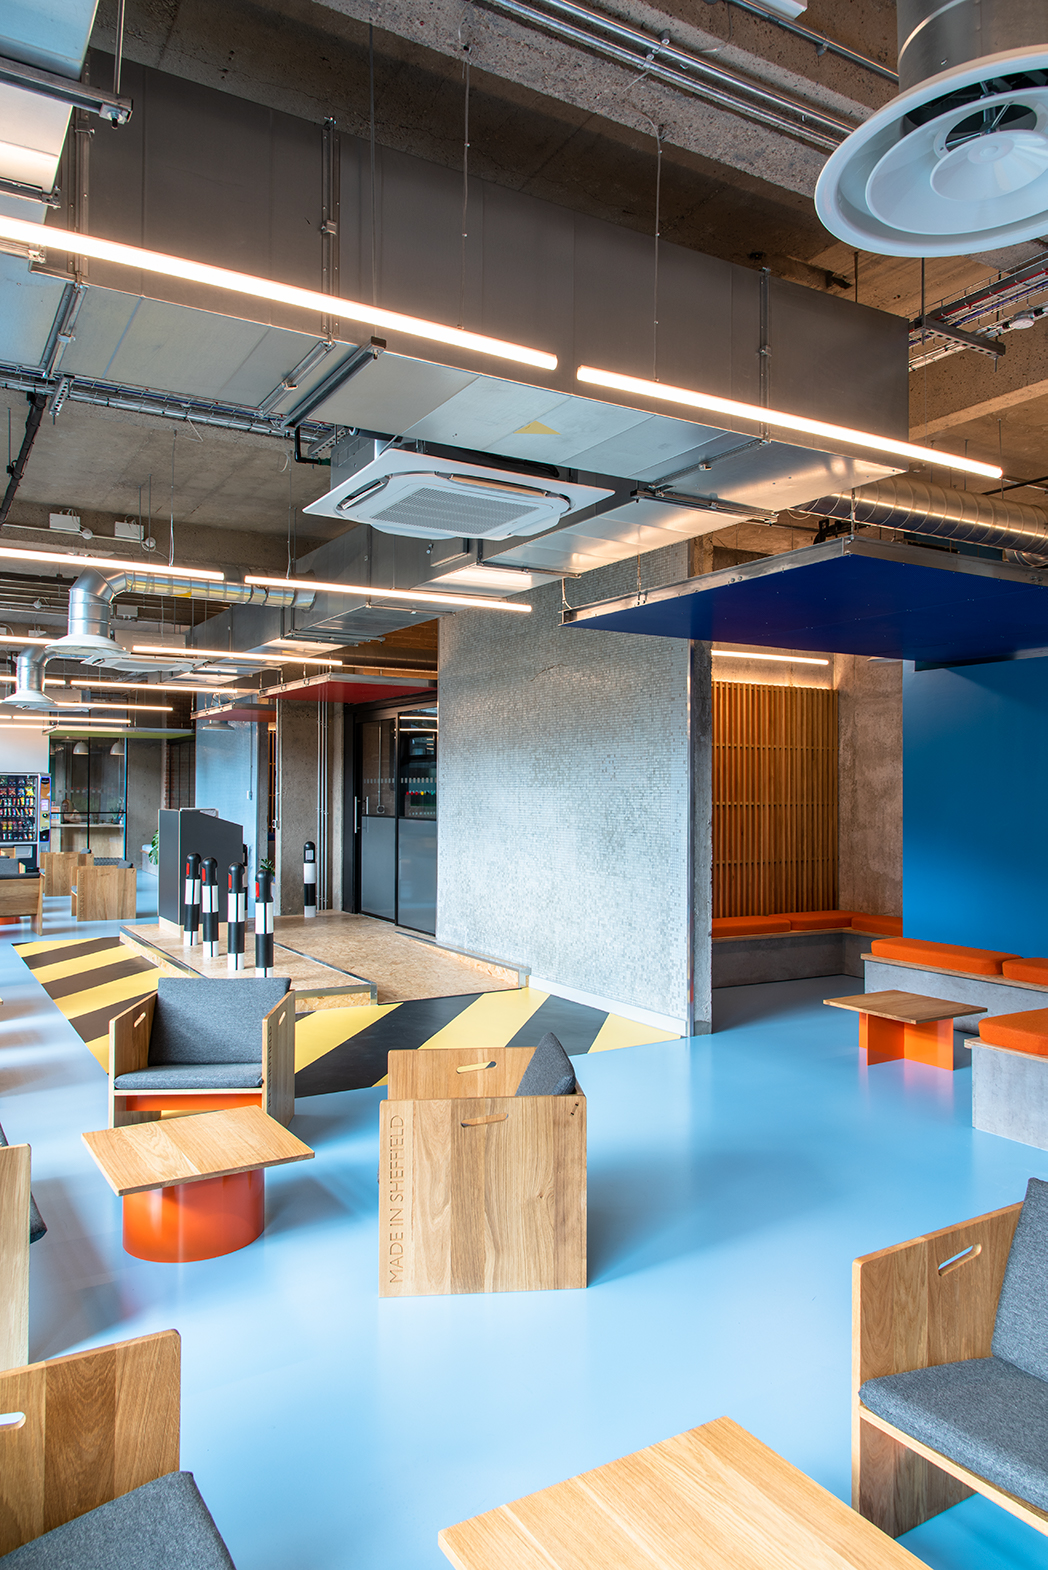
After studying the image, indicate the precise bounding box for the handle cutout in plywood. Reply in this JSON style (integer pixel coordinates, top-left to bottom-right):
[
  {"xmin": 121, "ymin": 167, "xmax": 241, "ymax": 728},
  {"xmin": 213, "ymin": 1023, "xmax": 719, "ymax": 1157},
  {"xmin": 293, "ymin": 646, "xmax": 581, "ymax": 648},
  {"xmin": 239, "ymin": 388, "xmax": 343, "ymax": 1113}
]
[
  {"xmin": 456, "ymin": 1061, "xmax": 497, "ymax": 1075},
  {"xmin": 461, "ymin": 1113, "xmax": 508, "ymax": 1128},
  {"xmin": 0, "ymin": 1413, "xmax": 25, "ymax": 1430},
  {"xmin": 133, "ymin": 1010, "xmax": 148, "ymax": 1028},
  {"xmin": 938, "ymin": 1243, "xmax": 982, "ymax": 1277}
]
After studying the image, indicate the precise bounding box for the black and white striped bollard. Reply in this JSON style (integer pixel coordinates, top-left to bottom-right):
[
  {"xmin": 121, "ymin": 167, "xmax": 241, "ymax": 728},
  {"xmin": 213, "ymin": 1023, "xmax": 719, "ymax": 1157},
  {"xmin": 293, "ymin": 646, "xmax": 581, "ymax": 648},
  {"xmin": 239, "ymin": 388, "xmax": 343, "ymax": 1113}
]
[
  {"xmin": 303, "ymin": 841, "xmax": 317, "ymax": 918},
  {"xmin": 183, "ymin": 852, "xmax": 201, "ymax": 947},
  {"xmin": 227, "ymin": 863, "xmax": 246, "ymax": 972},
  {"xmin": 201, "ymin": 856, "xmax": 219, "ymax": 958},
  {"xmin": 255, "ymin": 868, "xmax": 275, "ymax": 977}
]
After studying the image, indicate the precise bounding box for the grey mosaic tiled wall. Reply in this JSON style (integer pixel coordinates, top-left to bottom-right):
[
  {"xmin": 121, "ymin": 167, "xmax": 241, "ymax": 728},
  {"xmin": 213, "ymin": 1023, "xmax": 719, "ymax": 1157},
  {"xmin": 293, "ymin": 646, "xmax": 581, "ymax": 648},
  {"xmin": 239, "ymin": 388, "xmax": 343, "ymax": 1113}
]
[{"xmin": 438, "ymin": 544, "xmax": 707, "ymax": 1025}]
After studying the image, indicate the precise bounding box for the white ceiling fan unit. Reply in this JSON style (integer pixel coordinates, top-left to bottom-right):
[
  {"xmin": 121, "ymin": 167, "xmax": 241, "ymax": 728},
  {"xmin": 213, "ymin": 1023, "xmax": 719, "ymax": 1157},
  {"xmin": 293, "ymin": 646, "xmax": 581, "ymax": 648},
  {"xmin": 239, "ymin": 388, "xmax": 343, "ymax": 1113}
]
[
  {"xmin": 816, "ymin": 46, "xmax": 1048, "ymax": 256},
  {"xmin": 303, "ymin": 450, "xmax": 614, "ymax": 541}
]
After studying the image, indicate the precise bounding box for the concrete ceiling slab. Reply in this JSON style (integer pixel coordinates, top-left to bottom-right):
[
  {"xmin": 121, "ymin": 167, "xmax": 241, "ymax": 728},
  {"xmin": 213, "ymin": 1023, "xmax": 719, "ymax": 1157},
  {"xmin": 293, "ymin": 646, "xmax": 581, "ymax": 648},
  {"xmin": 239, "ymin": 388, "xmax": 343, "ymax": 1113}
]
[{"xmin": 0, "ymin": 389, "xmax": 332, "ymax": 536}]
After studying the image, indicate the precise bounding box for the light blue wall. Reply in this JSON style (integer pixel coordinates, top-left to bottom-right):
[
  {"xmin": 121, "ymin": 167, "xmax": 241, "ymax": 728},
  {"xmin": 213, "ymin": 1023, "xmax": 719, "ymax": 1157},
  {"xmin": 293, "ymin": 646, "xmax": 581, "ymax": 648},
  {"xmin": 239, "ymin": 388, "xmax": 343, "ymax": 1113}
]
[
  {"xmin": 903, "ymin": 656, "xmax": 1048, "ymax": 954},
  {"xmin": 194, "ymin": 722, "xmax": 267, "ymax": 904}
]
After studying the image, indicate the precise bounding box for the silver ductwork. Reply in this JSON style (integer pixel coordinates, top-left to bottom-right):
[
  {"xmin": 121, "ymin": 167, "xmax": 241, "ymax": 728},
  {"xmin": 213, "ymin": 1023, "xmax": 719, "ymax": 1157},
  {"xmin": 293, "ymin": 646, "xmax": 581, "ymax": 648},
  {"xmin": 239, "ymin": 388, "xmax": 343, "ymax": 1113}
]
[
  {"xmin": 46, "ymin": 568, "xmax": 314, "ymax": 663},
  {"xmin": 897, "ymin": 0, "xmax": 1046, "ymax": 92},
  {"xmin": 5, "ymin": 647, "xmax": 54, "ymax": 710},
  {"xmin": 801, "ymin": 476, "xmax": 1048, "ymax": 563}
]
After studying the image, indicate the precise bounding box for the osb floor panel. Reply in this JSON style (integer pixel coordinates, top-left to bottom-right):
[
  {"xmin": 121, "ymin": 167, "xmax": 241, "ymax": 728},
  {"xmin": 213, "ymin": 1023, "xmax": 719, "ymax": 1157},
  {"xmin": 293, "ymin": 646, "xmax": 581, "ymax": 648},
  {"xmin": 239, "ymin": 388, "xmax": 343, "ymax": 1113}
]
[
  {"xmin": 272, "ymin": 911, "xmax": 518, "ymax": 1004},
  {"xmin": 122, "ymin": 922, "xmax": 372, "ymax": 1007}
]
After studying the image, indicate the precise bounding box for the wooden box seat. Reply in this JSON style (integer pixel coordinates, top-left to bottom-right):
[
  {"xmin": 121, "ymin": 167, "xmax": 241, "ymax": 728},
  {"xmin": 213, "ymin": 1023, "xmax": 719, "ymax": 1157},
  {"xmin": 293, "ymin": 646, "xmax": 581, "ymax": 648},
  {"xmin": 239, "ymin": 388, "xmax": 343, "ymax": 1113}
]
[
  {"xmin": 870, "ymin": 937, "xmax": 1018, "ymax": 976},
  {"xmin": 380, "ymin": 1032, "xmax": 585, "ymax": 1297}
]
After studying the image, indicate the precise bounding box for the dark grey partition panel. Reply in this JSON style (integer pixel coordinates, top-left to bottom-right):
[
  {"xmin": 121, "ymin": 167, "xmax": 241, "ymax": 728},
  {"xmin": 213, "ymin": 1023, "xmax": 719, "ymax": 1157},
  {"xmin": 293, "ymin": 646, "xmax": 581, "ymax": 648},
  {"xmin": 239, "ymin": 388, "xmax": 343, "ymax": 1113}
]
[{"xmin": 158, "ymin": 808, "xmax": 244, "ymax": 928}]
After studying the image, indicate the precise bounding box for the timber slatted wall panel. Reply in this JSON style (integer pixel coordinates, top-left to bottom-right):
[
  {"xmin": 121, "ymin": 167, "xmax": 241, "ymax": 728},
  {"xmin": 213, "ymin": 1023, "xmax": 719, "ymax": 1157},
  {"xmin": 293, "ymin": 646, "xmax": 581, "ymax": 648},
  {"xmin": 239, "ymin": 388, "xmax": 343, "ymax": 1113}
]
[{"xmin": 713, "ymin": 682, "xmax": 837, "ymax": 917}]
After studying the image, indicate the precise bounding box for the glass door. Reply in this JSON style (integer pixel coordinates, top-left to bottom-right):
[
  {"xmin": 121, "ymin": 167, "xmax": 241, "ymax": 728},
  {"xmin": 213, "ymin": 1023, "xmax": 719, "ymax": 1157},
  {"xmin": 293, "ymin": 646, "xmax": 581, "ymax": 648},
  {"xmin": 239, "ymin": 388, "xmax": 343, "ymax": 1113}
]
[
  {"xmin": 397, "ymin": 712, "xmax": 437, "ymax": 934},
  {"xmin": 359, "ymin": 718, "xmax": 396, "ymax": 920}
]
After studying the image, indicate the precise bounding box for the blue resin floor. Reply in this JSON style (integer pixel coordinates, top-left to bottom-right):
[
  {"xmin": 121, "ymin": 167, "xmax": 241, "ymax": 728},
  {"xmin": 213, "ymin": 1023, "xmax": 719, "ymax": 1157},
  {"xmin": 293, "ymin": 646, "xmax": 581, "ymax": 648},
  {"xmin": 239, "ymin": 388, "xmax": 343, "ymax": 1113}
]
[{"xmin": 3, "ymin": 905, "xmax": 1048, "ymax": 1570}]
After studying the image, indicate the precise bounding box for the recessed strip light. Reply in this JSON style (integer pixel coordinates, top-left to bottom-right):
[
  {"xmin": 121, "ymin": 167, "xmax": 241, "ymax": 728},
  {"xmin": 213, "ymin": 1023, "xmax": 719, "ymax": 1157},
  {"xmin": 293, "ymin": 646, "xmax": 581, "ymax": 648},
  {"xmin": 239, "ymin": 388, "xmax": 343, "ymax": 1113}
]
[
  {"xmin": 0, "ymin": 215, "xmax": 558, "ymax": 372},
  {"xmin": 576, "ymin": 366, "xmax": 1002, "ymax": 480},
  {"xmin": 0, "ymin": 543, "xmax": 224, "ymax": 579},
  {"xmin": 244, "ymin": 574, "xmax": 533, "ymax": 613},
  {"xmin": 131, "ymin": 645, "xmax": 342, "ymax": 666},
  {"xmin": 712, "ymin": 650, "xmax": 829, "ymax": 666}
]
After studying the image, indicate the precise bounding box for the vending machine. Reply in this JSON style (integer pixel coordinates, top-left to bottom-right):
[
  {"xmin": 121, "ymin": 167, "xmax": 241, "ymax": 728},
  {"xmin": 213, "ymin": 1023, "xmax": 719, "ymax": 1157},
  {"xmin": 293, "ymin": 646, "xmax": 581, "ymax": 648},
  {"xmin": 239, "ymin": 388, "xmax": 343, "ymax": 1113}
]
[{"xmin": 0, "ymin": 774, "xmax": 51, "ymax": 857}]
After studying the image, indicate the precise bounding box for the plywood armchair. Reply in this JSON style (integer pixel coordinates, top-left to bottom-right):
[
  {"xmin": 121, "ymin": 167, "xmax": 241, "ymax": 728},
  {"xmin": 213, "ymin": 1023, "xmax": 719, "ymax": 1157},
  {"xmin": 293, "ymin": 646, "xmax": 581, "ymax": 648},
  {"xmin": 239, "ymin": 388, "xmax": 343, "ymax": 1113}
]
[
  {"xmin": 0, "ymin": 1330, "xmax": 236, "ymax": 1567},
  {"xmin": 109, "ymin": 977, "xmax": 295, "ymax": 1129},
  {"xmin": 0, "ymin": 1125, "xmax": 46, "ymax": 1372},
  {"xmin": 853, "ymin": 1180, "xmax": 1048, "ymax": 1540},
  {"xmin": 380, "ymin": 1031, "xmax": 586, "ymax": 1297}
]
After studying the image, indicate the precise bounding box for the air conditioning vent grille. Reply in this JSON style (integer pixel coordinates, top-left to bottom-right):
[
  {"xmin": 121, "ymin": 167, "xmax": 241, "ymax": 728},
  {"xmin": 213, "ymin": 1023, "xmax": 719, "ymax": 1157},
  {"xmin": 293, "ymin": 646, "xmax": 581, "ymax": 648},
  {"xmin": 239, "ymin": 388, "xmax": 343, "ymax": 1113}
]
[{"xmin": 372, "ymin": 487, "xmax": 537, "ymax": 533}]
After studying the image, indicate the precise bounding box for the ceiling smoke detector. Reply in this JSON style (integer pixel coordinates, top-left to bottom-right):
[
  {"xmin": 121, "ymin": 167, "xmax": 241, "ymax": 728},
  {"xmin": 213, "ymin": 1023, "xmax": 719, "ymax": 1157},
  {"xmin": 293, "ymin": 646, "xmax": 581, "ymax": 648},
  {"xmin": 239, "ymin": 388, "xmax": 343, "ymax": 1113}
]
[
  {"xmin": 304, "ymin": 450, "xmax": 612, "ymax": 541},
  {"xmin": 816, "ymin": 3, "xmax": 1048, "ymax": 257}
]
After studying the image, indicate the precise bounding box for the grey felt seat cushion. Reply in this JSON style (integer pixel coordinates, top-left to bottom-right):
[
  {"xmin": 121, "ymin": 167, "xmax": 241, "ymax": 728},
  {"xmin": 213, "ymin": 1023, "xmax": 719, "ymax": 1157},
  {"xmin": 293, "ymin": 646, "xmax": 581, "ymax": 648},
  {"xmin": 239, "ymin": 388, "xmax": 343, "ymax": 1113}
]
[
  {"xmin": 0, "ymin": 1121, "xmax": 46, "ymax": 1243},
  {"xmin": 114, "ymin": 1064, "xmax": 263, "ymax": 1091},
  {"xmin": 860, "ymin": 1355, "xmax": 1048, "ymax": 1511},
  {"xmin": 515, "ymin": 1032, "xmax": 576, "ymax": 1096},
  {"xmin": 0, "ymin": 1471, "xmax": 235, "ymax": 1569},
  {"xmin": 147, "ymin": 977, "xmax": 289, "ymax": 1066}
]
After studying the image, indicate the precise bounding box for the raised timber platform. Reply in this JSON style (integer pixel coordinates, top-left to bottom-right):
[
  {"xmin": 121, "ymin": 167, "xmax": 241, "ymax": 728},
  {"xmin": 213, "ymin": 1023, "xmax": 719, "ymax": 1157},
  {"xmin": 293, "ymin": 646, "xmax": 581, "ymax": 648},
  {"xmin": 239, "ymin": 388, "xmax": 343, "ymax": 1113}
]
[{"xmin": 121, "ymin": 924, "xmax": 376, "ymax": 1011}]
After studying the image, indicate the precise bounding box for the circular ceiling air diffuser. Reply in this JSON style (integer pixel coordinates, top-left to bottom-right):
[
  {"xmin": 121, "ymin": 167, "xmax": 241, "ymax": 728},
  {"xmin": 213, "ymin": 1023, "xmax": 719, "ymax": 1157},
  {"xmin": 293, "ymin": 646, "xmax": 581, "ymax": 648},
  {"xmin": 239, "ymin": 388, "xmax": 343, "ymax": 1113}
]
[{"xmin": 816, "ymin": 48, "xmax": 1048, "ymax": 256}]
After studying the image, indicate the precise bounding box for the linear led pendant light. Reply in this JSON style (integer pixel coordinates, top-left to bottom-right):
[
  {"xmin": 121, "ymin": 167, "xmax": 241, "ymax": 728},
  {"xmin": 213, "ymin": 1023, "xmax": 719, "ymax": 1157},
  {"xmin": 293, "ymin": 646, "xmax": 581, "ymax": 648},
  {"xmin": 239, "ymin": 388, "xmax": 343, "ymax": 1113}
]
[
  {"xmin": 576, "ymin": 367, "xmax": 1002, "ymax": 480},
  {"xmin": 131, "ymin": 645, "xmax": 341, "ymax": 665},
  {"xmin": 0, "ymin": 544, "xmax": 224, "ymax": 579},
  {"xmin": 244, "ymin": 575, "xmax": 533, "ymax": 612},
  {"xmin": 0, "ymin": 216, "xmax": 558, "ymax": 372},
  {"xmin": 712, "ymin": 650, "xmax": 829, "ymax": 665}
]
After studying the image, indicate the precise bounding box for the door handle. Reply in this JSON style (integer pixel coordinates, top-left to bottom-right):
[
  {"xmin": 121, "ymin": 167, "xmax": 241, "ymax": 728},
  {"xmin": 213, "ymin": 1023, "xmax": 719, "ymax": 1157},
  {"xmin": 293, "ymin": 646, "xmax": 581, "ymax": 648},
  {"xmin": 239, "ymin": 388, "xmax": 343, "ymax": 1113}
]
[{"xmin": 354, "ymin": 796, "xmax": 360, "ymax": 833}]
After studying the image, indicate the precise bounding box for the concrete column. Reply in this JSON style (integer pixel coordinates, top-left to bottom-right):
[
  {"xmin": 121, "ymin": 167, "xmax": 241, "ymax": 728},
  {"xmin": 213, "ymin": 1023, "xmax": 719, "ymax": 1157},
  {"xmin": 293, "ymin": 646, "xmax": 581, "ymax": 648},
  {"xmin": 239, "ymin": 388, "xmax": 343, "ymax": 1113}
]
[
  {"xmin": 835, "ymin": 653, "xmax": 903, "ymax": 916},
  {"xmin": 126, "ymin": 739, "xmax": 163, "ymax": 869},
  {"xmin": 687, "ymin": 640, "xmax": 713, "ymax": 1037},
  {"xmin": 275, "ymin": 701, "xmax": 318, "ymax": 917}
]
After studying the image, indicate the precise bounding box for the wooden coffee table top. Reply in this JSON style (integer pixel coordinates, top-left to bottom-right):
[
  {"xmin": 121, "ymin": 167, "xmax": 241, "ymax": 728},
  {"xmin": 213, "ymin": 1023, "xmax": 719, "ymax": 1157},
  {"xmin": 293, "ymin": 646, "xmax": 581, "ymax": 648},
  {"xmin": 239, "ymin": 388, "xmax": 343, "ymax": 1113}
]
[
  {"xmin": 824, "ymin": 990, "xmax": 987, "ymax": 1025},
  {"xmin": 438, "ymin": 1417, "xmax": 919, "ymax": 1570},
  {"xmin": 82, "ymin": 1105, "xmax": 314, "ymax": 1195}
]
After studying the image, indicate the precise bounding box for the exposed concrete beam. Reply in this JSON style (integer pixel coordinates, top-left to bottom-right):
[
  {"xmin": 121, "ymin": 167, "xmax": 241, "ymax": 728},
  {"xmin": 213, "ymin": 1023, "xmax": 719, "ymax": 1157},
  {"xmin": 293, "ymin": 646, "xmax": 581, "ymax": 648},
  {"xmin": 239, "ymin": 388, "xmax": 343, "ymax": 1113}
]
[{"xmin": 909, "ymin": 331, "xmax": 1048, "ymax": 438}]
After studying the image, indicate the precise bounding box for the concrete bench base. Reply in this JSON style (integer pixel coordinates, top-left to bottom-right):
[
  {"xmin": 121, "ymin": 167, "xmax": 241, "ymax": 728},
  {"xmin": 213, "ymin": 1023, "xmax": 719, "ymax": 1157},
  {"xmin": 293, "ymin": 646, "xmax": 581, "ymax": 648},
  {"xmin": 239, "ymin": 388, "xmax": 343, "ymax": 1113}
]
[
  {"xmin": 862, "ymin": 957, "xmax": 1048, "ymax": 1031},
  {"xmin": 973, "ymin": 1042, "xmax": 1048, "ymax": 1151},
  {"xmin": 713, "ymin": 930, "xmax": 872, "ymax": 988}
]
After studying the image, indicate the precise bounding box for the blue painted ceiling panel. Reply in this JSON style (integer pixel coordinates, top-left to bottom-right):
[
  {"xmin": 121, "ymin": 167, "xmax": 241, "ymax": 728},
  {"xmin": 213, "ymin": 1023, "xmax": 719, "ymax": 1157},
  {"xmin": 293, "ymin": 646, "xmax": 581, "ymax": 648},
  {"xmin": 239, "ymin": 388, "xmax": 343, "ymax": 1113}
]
[{"xmin": 563, "ymin": 538, "xmax": 1048, "ymax": 664}]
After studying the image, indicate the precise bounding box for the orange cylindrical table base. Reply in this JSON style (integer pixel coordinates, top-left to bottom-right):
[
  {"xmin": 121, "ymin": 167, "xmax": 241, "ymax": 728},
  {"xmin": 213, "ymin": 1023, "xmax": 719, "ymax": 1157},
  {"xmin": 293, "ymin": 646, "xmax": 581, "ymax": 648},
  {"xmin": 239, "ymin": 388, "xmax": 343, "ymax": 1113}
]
[
  {"xmin": 859, "ymin": 1013, "xmax": 954, "ymax": 1070},
  {"xmin": 123, "ymin": 1170, "xmax": 265, "ymax": 1262}
]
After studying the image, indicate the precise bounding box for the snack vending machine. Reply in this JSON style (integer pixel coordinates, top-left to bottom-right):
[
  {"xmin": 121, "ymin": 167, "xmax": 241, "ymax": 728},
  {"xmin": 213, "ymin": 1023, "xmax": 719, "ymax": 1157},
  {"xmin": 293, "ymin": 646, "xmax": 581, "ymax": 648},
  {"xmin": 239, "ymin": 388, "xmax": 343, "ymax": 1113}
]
[{"xmin": 0, "ymin": 774, "xmax": 50, "ymax": 851}]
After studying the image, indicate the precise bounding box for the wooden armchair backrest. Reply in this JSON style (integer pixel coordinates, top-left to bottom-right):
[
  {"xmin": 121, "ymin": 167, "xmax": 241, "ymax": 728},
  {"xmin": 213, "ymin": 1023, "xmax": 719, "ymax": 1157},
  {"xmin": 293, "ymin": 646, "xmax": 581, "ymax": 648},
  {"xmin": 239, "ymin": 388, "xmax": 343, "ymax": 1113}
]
[
  {"xmin": 853, "ymin": 1202, "xmax": 1022, "ymax": 1389},
  {"xmin": 0, "ymin": 1143, "xmax": 30, "ymax": 1371},
  {"xmin": 0, "ymin": 1330, "xmax": 180, "ymax": 1556},
  {"xmin": 388, "ymin": 1045, "xmax": 538, "ymax": 1100}
]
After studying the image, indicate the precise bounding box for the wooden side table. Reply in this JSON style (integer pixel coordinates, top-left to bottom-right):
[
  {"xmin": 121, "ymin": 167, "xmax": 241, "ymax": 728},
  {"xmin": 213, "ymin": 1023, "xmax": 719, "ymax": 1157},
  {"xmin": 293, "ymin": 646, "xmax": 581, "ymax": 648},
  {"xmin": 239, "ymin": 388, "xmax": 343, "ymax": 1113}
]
[
  {"xmin": 824, "ymin": 990, "xmax": 986, "ymax": 1070},
  {"xmin": 82, "ymin": 1105, "xmax": 313, "ymax": 1261},
  {"xmin": 438, "ymin": 1417, "xmax": 920, "ymax": 1570}
]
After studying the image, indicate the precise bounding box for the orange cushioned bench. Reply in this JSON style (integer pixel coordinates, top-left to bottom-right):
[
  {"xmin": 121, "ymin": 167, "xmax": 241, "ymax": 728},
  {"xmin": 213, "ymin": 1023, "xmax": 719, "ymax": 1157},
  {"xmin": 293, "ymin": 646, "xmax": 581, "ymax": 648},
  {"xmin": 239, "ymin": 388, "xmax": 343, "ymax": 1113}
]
[
  {"xmin": 712, "ymin": 916, "xmax": 792, "ymax": 938},
  {"xmin": 870, "ymin": 937, "xmax": 1018, "ymax": 976},
  {"xmin": 713, "ymin": 911, "xmax": 902, "ymax": 939},
  {"xmin": 1001, "ymin": 958, "xmax": 1048, "ymax": 986},
  {"xmin": 978, "ymin": 1008, "xmax": 1048, "ymax": 1056}
]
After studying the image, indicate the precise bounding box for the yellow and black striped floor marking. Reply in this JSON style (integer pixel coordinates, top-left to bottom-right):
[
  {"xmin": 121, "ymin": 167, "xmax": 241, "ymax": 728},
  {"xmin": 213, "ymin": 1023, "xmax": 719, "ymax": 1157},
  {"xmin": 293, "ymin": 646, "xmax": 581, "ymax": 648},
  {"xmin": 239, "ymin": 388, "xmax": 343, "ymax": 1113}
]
[{"xmin": 15, "ymin": 936, "xmax": 680, "ymax": 1094}]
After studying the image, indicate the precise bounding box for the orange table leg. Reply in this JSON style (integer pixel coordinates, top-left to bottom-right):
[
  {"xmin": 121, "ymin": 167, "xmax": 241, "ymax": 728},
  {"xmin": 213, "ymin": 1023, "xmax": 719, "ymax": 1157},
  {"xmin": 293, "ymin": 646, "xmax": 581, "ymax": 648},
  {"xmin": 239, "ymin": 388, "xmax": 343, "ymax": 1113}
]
[
  {"xmin": 122, "ymin": 1170, "xmax": 264, "ymax": 1262},
  {"xmin": 902, "ymin": 1017, "xmax": 955, "ymax": 1070},
  {"xmin": 859, "ymin": 1013, "xmax": 904, "ymax": 1064}
]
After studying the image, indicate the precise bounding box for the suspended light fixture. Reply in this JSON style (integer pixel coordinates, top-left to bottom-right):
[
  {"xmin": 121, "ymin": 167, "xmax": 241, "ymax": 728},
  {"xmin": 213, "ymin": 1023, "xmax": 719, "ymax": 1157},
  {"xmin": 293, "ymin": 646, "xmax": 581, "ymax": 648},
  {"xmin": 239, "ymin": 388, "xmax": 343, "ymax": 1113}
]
[
  {"xmin": 73, "ymin": 741, "xmax": 89, "ymax": 755},
  {"xmin": 243, "ymin": 576, "xmax": 534, "ymax": 612},
  {"xmin": 575, "ymin": 366, "xmax": 1002, "ymax": 479},
  {"xmin": 815, "ymin": 2, "xmax": 1048, "ymax": 256},
  {"xmin": 0, "ymin": 216, "xmax": 558, "ymax": 371}
]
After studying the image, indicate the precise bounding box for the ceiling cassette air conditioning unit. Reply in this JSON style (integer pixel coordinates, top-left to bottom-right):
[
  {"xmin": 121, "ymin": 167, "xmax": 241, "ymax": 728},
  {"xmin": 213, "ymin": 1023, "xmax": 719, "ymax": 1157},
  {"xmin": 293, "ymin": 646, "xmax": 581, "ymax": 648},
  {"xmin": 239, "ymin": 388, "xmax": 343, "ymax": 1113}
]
[
  {"xmin": 815, "ymin": 1, "xmax": 1048, "ymax": 256},
  {"xmin": 303, "ymin": 449, "xmax": 614, "ymax": 541}
]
